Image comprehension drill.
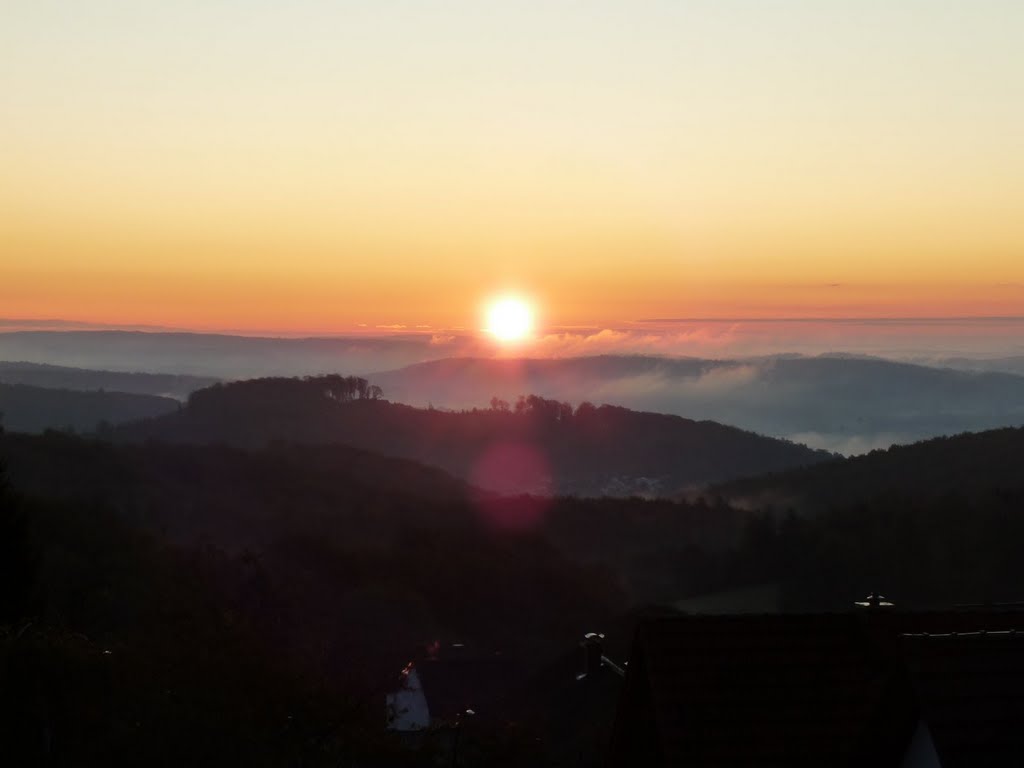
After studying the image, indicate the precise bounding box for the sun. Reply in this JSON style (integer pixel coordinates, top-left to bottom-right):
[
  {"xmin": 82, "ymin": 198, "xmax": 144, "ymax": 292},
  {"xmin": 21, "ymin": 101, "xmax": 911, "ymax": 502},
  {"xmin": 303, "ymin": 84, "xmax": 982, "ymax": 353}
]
[{"xmin": 485, "ymin": 297, "xmax": 534, "ymax": 342}]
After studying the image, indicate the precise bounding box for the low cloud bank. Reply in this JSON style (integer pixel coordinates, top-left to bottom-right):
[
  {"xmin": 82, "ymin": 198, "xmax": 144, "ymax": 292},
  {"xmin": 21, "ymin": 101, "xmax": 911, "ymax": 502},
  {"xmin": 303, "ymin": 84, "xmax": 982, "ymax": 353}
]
[{"xmin": 785, "ymin": 432, "xmax": 916, "ymax": 456}]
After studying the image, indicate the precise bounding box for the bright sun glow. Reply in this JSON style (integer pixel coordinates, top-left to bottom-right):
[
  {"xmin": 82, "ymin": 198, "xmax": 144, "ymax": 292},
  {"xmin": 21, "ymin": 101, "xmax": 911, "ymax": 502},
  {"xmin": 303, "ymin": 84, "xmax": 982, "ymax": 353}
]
[{"xmin": 486, "ymin": 297, "xmax": 534, "ymax": 342}]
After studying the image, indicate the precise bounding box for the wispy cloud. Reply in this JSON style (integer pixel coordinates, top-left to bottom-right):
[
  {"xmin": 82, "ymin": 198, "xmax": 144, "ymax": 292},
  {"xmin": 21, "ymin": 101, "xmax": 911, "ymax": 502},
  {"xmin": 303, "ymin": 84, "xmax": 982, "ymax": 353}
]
[{"xmin": 521, "ymin": 326, "xmax": 742, "ymax": 358}]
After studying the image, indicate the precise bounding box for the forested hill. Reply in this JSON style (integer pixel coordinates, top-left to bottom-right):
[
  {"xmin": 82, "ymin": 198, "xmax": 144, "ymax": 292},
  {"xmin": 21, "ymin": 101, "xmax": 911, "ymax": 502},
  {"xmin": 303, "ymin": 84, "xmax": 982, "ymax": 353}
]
[
  {"xmin": 0, "ymin": 430, "xmax": 475, "ymax": 550},
  {"xmin": 0, "ymin": 381, "xmax": 179, "ymax": 434},
  {"xmin": 116, "ymin": 375, "xmax": 832, "ymax": 496},
  {"xmin": 6, "ymin": 417, "xmax": 1024, "ymax": 761},
  {"xmin": 0, "ymin": 431, "xmax": 629, "ymax": 763},
  {"xmin": 714, "ymin": 426, "xmax": 1024, "ymax": 513}
]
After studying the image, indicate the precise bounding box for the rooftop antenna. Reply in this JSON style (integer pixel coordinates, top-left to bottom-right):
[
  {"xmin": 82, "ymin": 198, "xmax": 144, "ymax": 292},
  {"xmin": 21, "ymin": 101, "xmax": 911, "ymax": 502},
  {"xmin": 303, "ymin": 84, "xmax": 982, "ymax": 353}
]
[
  {"xmin": 577, "ymin": 632, "xmax": 626, "ymax": 680},
  {"xmin": 855, "ymin": 592, "xmax": 895, "ymax": 609}
]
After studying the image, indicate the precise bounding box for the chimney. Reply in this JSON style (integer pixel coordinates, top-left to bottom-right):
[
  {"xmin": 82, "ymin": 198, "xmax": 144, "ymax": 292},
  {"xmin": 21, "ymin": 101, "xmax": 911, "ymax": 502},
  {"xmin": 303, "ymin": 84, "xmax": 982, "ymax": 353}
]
[
  {"xmin": 577, "ymin": 632, "xmax": 627, "ymax": 680},
  {"xmin": 577, "ymin": 632, "xmax": 605, "ymax": 680}
]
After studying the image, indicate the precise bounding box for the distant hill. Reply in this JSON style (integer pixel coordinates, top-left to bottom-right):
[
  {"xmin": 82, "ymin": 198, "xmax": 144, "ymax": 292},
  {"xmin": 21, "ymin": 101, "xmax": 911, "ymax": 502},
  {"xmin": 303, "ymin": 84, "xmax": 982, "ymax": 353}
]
[
  {"xmin": 713, "ymin": 426, "xmax": 1024, "ymax": 513},
  {"xmin": 0, "ymin": 330, "xmax": 444, "ymax": 378},
  {"xmin": 0, "ymin": 361, "xmax": 218, "ymax": 400},
  {"xmin": 8, "ymin": 331, "xmax": 1024, "ymax": 454},
  {"xmin": 116, "ymin": 376, "xmax": 831, "ymax": 496},
  {"xmin": 371, "ymin": 354, "xmax": 1024, "ymax": 454},
  {"xmin": 0, "ymin": 382, "xmax": 179, "ymax": 434}
]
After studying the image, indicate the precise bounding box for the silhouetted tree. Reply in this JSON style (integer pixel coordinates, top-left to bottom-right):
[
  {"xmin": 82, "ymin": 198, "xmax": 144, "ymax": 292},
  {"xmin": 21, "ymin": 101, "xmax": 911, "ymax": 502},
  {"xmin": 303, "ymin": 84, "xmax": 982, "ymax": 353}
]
[{"xmin": 516, "ymin": 395, "xmax": 574, "ymax": 424}]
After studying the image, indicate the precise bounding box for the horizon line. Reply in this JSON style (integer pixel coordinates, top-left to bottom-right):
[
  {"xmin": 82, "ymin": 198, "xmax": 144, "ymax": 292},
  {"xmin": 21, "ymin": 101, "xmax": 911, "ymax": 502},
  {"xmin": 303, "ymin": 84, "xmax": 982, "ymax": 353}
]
[
  {"xmin": 636, "ymin": 315, "xmax": 1024, "ymax": 325},
  {"xmin": 2, "ymin": 314, "xmax": 1024, "ymax": 339}
]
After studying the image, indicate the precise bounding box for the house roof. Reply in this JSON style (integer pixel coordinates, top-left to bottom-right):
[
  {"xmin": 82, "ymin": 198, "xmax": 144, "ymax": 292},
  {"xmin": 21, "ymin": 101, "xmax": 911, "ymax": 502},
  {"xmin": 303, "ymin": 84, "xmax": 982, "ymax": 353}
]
[
  {"xmin": 609, "ymin": 611, "xmax": 1024, "ymax": 767},
  {"xmin": 902, "ymin": 630, "xmax": 1024, "ymax": 768},
  {"xmin": 412, "ymin": 652, "xmax": 521, "ymax": 723}
]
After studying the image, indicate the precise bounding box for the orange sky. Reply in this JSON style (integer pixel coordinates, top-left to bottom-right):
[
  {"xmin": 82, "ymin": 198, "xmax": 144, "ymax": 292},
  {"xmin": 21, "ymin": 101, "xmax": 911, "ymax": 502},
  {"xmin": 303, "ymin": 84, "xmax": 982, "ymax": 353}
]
[{"xmin": 3, "ymin": 2, "xmax": 1023, "ymax": 334}]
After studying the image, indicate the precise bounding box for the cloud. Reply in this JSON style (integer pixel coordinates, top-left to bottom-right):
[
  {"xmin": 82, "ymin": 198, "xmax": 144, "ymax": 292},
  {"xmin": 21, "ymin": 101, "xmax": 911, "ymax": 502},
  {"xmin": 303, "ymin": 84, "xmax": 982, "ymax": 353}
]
[
  {"xmin": 522, "ymin": 325, "xmax": 742, "ymax": 358},
  {"xmin": 786, "ymin": 431, "xmax": 914, "ymax": 456},
  {"xmin": 590, "ymin": 363, "xmax": 763, "ymax": 405},
  {"xmin": 0, "ymin": 317, "xmax": 180, "ymax": 332}
]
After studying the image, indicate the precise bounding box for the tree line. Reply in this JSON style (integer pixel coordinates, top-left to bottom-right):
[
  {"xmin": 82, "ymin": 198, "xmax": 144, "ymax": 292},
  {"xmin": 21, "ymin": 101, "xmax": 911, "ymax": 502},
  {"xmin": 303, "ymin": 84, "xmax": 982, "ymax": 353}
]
[{"xmin": 188, "ymin": 375, "xmax": 384, "ymax": 411}]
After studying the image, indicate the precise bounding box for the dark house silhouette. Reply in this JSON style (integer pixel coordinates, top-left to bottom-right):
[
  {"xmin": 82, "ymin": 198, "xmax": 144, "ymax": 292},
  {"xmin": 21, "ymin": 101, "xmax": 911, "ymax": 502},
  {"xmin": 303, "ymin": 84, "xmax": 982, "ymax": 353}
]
[
  {"xmin": 608, "ymin": 612, "xmax": 1024, "ymax": 767},
  {"xmin": 386, "ymin": 644, "xmax": 522, "ymax": 731}
]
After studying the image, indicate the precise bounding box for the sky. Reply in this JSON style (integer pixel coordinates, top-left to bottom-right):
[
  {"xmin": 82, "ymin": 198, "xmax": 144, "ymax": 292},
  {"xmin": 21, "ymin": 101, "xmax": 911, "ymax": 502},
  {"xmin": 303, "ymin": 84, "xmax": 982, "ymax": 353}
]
[{"xmin": 2, "ymin": 1, "xmax": 1023, "ymax": 335}]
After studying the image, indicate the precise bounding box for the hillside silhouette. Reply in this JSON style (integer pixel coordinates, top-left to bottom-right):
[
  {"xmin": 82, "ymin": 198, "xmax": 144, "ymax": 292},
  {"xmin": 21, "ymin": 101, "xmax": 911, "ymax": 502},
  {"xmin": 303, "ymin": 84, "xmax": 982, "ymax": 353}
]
[
  {"xmin": 713, "ymin": 426, "xmax": 1024, "ymax": 513},
  {"xmin": 116, "ymin": 375, "xmax": 831, "ymax": 496},
  {"xmin": 0, "ymin": 432, "xmax": 624, "ymax": 763},
  {"xmin": 0, "ymin": 360, "xmax": 217, "ymax": 399},
  {"xmin": 0, "ymin": 382, "xmax": 178, "ymax": 434}
]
